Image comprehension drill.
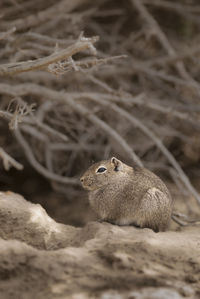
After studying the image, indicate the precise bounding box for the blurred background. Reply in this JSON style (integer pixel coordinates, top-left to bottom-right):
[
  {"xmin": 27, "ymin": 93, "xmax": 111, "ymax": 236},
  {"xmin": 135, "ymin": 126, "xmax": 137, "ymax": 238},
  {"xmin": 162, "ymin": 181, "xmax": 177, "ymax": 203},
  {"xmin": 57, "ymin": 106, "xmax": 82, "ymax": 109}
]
[{"xmin": 0, "ymin": 0, "xmax": 200, "ymax": 227}]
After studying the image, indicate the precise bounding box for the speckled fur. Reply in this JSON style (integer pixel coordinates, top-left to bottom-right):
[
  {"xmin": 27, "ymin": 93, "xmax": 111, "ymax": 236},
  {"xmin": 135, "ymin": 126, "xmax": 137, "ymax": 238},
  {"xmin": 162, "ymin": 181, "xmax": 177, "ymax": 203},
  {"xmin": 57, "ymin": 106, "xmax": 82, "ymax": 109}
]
[{"xmin": 80, "ymin": 158, "xmax": 173, "ymax": 232}]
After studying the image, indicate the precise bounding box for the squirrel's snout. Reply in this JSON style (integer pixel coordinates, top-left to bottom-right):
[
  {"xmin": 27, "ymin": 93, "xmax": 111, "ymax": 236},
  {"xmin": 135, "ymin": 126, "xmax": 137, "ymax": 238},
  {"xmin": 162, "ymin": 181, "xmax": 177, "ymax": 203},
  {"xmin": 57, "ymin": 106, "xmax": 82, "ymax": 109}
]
[{"xmin": 80, "ymin": 176, "xmax": 93, "ymax": 190}]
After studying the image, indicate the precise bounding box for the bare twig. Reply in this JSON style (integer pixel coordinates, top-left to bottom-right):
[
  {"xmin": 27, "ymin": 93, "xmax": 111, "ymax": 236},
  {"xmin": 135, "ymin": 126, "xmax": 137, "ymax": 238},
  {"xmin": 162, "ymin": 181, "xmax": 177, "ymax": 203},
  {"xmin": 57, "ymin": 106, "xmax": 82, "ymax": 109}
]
[
  {"xmin": 0, "ymin": 83, "xmax": 143, "ymax": 167},
  {"xmin": 131, "ymin": 0, "xmax": 200, "ymax": 94},
  {"xmin": 0, "ymin": 35, "xmax": 99, "ymax": 76},
  {"xmin": 171, "ymin": 214, "xmax": 186, "ymax": 226},
  {"xmin": 13, "ymin": 129, "xmax": 79, "ymax": 185},
  {"xmin": 0, "ymin": 147, "xmax": 23, "ymax": 170},
  {"xmin": 7, "ymin": 98, "xmax": 36, "ymax": 130},
  {"xmin": 0, "ymin": 27, "xmax": 16, "ymax": 40},
  {"xmin": 48, "ymin": 55, "xmax": 127, "ymax": 75},
  {"xmin": 147, "ymin": 45, "xmax": 200, "ymax": 67},
  {"xmin": 63, "ymin": 98, "xmax": 143, "ymax": 167},
  {"xmin": 172, "ymin": 212, "xmax": 200, "ymax": 226},
  {"xmin": 143, "ymin": 0, "xmax": 200, "ymax": 24},
  {"xmin": 1, "ymin": 0, "xmax": 90, "ymax": 31}
]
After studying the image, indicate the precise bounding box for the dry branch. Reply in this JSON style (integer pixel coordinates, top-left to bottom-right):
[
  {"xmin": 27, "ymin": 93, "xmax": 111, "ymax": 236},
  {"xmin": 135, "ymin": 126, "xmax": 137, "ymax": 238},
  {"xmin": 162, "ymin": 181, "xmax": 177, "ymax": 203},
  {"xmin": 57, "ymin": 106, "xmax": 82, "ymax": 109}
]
[
  {"xmin": 0, "ymin": 36, "xmax": 99, "ymax": 76},
  {"xmin": 1, "ymin": 0, "xmax": 90, "ymax": 31},
  {"xmin": 0, "ymin": 147, "xmax": 23, "ymax": 171},
  {"xmin": 131, "ymin": 0, "xmax": 200, "ymax": 94},
  {"xmin": 143, "ymin": 0, "xmax": 200, "ymax": 20},
  {"xmin": 0, "ymin": 83, "xmax": 143, "ymax": 179},
  {"xmin": 13, "ymin": 129, "xmax": 78, "ymax": 185},
  {"xmin": 1, "ymin": 81, "xmax": 200, "ymax": 204},
  {"xmin": 0, "ymin": 27, "xmax": 16, "ymax": 40},
  {"xmin": 1, "ymin": 0, "xmax": 200, "ymax": 211}
]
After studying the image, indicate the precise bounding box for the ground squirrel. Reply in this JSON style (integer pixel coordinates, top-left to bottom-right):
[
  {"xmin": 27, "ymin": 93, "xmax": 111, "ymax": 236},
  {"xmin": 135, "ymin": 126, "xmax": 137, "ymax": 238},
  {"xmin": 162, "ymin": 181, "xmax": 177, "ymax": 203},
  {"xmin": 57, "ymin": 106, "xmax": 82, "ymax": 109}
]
[{"xmin": 80, "ymin": 157, "xmax": 173, "ymax": 232}]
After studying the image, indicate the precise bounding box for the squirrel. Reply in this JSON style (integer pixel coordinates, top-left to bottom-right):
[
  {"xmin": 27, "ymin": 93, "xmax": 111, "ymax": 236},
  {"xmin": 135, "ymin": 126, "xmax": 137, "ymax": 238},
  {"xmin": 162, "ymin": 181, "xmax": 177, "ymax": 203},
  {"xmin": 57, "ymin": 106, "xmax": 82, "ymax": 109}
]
[{"xmin": 80, "ymin": 157, "xmax": 173, "ymax": 232}]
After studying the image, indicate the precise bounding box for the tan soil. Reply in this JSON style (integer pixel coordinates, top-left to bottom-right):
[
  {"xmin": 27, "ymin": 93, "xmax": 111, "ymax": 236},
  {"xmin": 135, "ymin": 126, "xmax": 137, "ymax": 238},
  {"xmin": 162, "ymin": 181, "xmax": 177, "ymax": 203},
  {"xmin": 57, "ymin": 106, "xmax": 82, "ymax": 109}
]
[{"xmin": 0, "ymin": 191, "xmax": 199, "ymax": 299}]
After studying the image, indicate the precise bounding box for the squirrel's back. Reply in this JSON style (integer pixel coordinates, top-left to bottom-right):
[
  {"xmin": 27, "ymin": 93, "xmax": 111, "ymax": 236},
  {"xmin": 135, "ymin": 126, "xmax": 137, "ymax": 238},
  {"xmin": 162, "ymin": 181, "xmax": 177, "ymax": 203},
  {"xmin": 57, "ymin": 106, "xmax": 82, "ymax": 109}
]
[{"xmin": 130, "ymin": 167, "xmax": 171, "ymax": 200}]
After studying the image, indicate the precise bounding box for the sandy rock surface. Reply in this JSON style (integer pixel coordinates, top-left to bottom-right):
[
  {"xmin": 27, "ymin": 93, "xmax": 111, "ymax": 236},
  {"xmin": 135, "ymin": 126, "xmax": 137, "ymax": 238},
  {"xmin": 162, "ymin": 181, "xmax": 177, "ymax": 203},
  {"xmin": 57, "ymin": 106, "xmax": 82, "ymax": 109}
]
[{"xmin": 0, "ymin": 191, "xmax": 199, "ymax": 299}]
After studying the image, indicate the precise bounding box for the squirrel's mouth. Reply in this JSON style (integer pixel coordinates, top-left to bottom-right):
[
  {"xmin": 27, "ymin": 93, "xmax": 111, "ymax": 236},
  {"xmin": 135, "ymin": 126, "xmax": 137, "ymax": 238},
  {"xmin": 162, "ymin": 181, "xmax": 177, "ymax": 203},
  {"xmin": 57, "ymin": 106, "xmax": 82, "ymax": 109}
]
[
  {"xmin": 84, "ymin": 186, "xmax": 93, "ymax": 191},
  {"xmin": 82, "ymin": 184, "xmax": 94, "ymax": 191}
]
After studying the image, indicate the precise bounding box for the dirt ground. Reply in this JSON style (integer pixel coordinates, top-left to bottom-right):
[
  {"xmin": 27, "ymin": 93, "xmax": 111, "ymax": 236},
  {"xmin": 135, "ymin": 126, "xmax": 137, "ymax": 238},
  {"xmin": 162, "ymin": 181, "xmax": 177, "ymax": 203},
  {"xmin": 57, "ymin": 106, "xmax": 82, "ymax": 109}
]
[{"xmin": 0, "ymin": 190, "xmax": 199, "ymax": 299}]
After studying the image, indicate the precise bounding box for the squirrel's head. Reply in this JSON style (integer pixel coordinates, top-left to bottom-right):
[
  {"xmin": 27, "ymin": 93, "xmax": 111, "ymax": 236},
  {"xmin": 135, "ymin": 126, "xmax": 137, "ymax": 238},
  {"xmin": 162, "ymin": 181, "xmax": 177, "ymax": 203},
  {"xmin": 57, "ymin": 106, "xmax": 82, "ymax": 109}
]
[{"xmin": 80, "ymin": 157, "xmax": 133, "ymax": 191}]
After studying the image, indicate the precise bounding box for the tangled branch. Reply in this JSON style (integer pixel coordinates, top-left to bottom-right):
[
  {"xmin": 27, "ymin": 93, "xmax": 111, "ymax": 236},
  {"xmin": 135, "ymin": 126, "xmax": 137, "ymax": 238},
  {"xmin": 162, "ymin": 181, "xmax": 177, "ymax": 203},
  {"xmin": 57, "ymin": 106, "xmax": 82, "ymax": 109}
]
[
  {"xmin": 0, "ymin": 35, "xmax": 99, "ymax": 76},
  {"xmin": 0, "ymin": 147, "xmax": 23, "ymax": 171},
  {"xmin": 0, "ymin": 0, "xmax": 200, "ymax": 209}
]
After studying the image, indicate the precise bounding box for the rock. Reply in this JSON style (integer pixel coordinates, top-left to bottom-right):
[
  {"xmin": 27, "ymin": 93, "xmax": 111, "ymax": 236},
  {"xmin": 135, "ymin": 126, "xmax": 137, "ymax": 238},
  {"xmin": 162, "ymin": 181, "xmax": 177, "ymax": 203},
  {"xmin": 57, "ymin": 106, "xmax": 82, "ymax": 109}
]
[
  {"xmin": 0, "ymin": 191, "xmax": 80, "ymax": 249},
  {"xmin": 0, "ymin": 191, "xmax": 199, "ymax": 299},
  {"xmin": 128, "ymin": 288, "xmax": 185, "ymax": 299}
]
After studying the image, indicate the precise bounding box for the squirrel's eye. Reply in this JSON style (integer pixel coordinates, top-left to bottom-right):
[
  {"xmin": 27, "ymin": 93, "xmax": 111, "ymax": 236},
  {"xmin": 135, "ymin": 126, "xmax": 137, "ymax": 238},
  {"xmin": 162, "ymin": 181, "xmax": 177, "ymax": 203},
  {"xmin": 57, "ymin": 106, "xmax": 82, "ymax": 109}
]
[{"xmin": 97, "ymin": 167, "xmax": 107, "ymax": 173}]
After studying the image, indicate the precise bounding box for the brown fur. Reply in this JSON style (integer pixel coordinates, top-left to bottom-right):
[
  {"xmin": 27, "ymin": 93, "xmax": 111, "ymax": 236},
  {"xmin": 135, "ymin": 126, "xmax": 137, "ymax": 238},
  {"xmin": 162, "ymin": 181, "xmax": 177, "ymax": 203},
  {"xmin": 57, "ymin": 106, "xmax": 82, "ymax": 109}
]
[{"xmin": 80, "ymin": 157, "xmax": 173, "ymax": 232}]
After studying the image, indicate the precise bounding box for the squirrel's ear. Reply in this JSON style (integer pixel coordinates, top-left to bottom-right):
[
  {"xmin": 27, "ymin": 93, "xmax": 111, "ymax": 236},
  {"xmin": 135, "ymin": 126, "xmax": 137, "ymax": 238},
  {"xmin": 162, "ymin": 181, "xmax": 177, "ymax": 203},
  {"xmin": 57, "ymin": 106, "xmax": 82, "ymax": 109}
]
[{"xmin": 111, "ymin": 157, "xmax": 123, "ymax": 171}]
